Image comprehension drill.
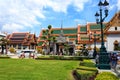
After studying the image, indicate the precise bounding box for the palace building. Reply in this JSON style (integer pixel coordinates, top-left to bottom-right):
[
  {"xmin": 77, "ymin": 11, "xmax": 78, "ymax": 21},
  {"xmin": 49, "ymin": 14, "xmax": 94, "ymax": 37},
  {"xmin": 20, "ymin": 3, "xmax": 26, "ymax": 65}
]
[
  {"xmin": 6, "ymin": 32, "xmax": 37, "ymax": 50},
  {"xmin": 37, "ymin": 27, "xmax": 77, "ymax": 55},
  {"xmin": 38, "ymin": 11, "xmax": 120, "ymax": 54}
]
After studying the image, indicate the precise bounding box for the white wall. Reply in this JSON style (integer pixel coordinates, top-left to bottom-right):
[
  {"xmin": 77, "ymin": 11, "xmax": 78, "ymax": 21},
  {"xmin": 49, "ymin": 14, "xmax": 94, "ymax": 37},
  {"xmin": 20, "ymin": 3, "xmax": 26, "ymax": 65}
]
[
  {"xmin": 107, "ymin": 34, "xmax": 120, "ymax": 51},
  {"xmin": 108, "ymin": 26, "xmax": 120, "ymax": 31}
]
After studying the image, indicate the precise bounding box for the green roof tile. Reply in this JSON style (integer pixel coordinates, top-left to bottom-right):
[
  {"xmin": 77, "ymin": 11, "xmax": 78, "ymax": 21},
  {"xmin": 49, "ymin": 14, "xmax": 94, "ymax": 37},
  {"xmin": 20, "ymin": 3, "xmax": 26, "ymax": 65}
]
[
  {"xmin": 68, "ymin": 36, "xmax": 77, "ymax": 38},
  {"xmin": 53, "ymin": 30, "xmax": 61, "ymax": 34},
  {"xmin": 63, "ymin": 29, "xmax": 77, "ymax": 34},
  {"xmin": 80, "ymin": 27, "xmax": 87, "ymax": 32},
  {"xmin": 53, "ymin": 28, "xmax": 77, "ymax": 34},
  {"xmin": 90, "ymin": 24, "xmax": 106, "ymax": 30}
]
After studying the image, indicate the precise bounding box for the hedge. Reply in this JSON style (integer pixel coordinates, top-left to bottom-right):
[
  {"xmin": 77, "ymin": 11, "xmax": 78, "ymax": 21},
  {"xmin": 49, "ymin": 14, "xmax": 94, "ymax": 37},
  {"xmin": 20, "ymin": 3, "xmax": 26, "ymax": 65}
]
[
  {"xmin": 74, "ymin": 60, "xmax": 98, "ymax": 80},
  {"xmin": 0, "ymin": 55, "xmax": 10, "ymax": 59},
  {"xmin": 95, "ymin": 72, "xmax": 119, "ymax": 80},
  {"xmin": 36, "ymin": 55, "xmax": 91, "ymax": 61}
]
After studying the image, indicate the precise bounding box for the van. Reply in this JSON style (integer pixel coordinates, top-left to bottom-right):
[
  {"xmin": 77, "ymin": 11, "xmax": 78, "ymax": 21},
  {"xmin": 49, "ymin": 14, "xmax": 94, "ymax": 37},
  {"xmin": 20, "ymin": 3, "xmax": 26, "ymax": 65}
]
[{"xmin": 18, "ymin": 49, "xmax": 38, "ymax": 58}]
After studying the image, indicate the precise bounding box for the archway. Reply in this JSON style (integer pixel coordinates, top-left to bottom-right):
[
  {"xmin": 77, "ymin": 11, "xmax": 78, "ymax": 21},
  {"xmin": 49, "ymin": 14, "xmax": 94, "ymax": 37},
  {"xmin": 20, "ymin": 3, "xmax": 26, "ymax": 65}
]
[{"xmin": 114, "ymin": 40, "xmax": 119, "ymax": 50}]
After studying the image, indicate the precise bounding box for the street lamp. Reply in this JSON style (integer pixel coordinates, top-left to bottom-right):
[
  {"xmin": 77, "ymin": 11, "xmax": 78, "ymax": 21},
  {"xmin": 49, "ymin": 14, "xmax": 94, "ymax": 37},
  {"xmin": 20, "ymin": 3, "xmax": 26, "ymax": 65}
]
[{"xmin": 95, "ymin": 0, "xmax": 110, "ymax": 69}]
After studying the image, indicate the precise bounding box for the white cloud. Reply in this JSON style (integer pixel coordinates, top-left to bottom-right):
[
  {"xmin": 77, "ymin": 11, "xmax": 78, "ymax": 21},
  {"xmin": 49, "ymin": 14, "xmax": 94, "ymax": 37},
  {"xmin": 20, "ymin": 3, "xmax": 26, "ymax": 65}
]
[
  {"xmin": 46, "ymin": 0, "xmax": 72, "ymax": 13},
  {"xmin": 73, "ymin": 0, "xmax": 90, "ymax": 12},
  {"xmin": 0, "ymin": 0, "xmax": 90, "ymax": 34},
  {"xmin": 109, "ymin": 5, "xmax": 116, "ymax": 11},
  {"xmin": 117, "ymin": 0, "xmax": 120, "ymax": 10},
  {"xmin": 2, "ymin": 23, "xmax": 24, "ymax": 32},
  {"xmin": 74, "ymin": 19, "xmax": 87, "ymax": 25}
]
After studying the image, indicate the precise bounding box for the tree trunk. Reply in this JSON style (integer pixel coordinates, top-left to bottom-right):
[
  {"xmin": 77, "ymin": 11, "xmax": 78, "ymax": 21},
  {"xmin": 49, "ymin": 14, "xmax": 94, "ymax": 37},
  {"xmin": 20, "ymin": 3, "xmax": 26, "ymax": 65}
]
[{"xmin": 1, "ymin": 45, "xmax": 4, "ymax": 54}]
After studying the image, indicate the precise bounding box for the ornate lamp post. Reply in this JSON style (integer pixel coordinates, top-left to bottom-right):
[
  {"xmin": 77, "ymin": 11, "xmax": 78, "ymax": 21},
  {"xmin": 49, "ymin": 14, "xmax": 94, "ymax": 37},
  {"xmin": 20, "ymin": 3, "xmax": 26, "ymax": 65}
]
[{"xmin": 95, "ymin": 0, "xmax": 110, "ymax": 69}]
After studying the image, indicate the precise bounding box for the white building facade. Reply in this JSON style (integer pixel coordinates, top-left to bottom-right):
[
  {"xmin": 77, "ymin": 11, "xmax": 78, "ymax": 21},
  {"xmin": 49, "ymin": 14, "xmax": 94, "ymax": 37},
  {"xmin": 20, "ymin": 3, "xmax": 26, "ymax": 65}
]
[{"xmin": 104, "ymin": 12, "xmax": 120, "ymax": 52}]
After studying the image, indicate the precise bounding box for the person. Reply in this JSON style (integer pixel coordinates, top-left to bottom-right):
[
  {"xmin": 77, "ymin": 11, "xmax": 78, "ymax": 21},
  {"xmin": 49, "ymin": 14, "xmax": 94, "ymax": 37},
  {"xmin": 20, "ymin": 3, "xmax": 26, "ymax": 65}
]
[
  {"xmin": 117, "ymin": 53, "xmax": 120, "ymax": 64},
  {"xmin": 110, "ymin": 53, "xmax": 117, "ymax": 69},
  {"xmin": 19, "ymin": 52, "xmax": 25, "ymax": 59},
  {"xmin": 95, "ymin": 54, "xmax": 99, "ymax": 64}
]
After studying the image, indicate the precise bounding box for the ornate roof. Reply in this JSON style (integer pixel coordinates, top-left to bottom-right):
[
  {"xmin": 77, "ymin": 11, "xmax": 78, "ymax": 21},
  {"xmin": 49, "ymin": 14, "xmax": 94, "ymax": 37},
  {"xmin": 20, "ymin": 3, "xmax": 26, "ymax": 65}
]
[
  {"xmin": 7, "ymin": 32, "xmax": 37, "ymax": 45},
  {"xmin": 104, "ymin": 11, "xmax": 120, "ymax": 34}
]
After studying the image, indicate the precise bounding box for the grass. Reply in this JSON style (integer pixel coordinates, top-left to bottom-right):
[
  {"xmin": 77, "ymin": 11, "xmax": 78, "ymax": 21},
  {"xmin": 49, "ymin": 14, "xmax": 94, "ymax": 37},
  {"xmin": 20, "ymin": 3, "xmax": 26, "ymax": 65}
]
[{"xmin": 0, "ymin": 59, "xmax": 79, "ymax": 80}]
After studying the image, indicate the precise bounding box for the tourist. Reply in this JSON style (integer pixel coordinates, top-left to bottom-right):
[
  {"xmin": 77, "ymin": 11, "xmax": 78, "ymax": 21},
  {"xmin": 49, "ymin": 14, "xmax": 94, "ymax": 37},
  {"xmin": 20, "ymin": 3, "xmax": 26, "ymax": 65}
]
[
  {"xmin": 95, "ymin": 54, "xmax": 99, "ymax": 64},
  {"xmin": 117, "ymin": 53, "xmax": 120, "ymax": 65},
  {"xmin": 110, "ymin": 53, "xmax": 117, "ymax": 69}
]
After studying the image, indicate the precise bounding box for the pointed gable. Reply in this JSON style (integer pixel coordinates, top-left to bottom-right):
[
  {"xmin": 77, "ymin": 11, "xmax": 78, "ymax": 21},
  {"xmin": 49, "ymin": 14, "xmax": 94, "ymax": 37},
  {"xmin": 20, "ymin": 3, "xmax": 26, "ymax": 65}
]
[{"xmin": 104, "ymin": 11, "xmax": 120, "ymax": 34}]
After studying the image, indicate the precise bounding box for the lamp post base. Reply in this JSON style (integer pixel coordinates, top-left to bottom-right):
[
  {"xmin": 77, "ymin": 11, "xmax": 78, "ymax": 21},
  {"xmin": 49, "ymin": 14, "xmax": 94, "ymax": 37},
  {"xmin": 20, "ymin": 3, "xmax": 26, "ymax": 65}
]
[
  {"xmin": 97, "ymin": 52, "xmax": 111, "ymax": 69},
  {"xmin": 96, "ymin": 64, "xmax": 111, "ymax": 69}
]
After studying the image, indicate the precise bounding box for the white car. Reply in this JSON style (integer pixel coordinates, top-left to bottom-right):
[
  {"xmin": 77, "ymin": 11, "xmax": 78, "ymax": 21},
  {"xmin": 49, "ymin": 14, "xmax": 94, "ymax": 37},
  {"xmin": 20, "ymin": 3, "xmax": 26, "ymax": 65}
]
[{"xmin": 18, "ymin": 50, "xmax": 40, "ymax": 59}]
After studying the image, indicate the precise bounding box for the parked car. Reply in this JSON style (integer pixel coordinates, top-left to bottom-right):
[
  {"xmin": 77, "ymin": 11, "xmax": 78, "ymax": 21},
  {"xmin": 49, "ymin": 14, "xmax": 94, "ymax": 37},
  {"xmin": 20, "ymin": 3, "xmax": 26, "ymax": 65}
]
[{"xmin": 18, "ymin": 49, "xmax": 41, "ymax": 58}]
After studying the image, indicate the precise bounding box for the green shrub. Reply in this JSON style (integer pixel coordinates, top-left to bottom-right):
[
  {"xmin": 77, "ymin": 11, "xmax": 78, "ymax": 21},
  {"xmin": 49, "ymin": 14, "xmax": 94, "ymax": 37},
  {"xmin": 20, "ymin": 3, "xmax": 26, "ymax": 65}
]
[
  {"xmin": 75, "ymin": 59, "xmax": 98, "ymax": 80},
  {"xmin": 36, "ymin": 56, "xmax": 92, "ymax": 61},
  {"xmin": 0, "ymin": 55, "xmax": 10, "ymax": 59},
  {"xmin": 35, "ymin": 55, "xmax": 53, "ymax": 60},
  {"xmin": 77, "ymin": 69, "xmax": 96, "ymax": 80},
  {"xmin": 79, "ymin": 60, "xmax": 96, "ymax": 68},
  {"xmin": 50, "ymin": 55, "xmax": 64, "ymax": 60},
  {"xmin": 95, "ymin": 72, "xmax": 119, "ymax": 80},
  {"xmin": 9, "ymin": 47, "xmax": 16, "ymax": 53}
]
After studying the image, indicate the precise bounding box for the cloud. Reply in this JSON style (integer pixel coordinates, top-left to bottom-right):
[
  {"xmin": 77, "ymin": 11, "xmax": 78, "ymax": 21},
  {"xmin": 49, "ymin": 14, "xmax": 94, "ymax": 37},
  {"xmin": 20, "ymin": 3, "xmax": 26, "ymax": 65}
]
[
  {"xmin": 117, "ymin": 0, "xmax": 120, "ymax": 10},
  {"xmin": 74, "ymin": 19, "xmax": 87, "ymax": 25},
  {"xmin": 2, "ymin": 23, "xmax": 24, "ymax": 32},
  {"xmin": 73, "ymin": 0, "xmax": 90, "ymax": 12},
  {"xmin": 46, "ymin": 0, "xmax": 72, "ymax": 13},
  {"xmin": 0, "ymin": 0, "xmax": 90, "ymax": 34}
]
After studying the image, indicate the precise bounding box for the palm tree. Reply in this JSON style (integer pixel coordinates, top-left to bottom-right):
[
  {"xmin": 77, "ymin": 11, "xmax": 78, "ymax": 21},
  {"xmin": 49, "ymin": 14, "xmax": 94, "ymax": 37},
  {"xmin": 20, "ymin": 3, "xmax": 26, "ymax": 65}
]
[
  {"xmin": 64, "ymin": 43, "xmax": 70, "ymax": 55},
  {"xmin": 0, "ymin": 38, "xmax": 9, "ymax": 54},
  {"xmin": 41, "ymin": 25, "xmax": 54, "ymax": 54}
]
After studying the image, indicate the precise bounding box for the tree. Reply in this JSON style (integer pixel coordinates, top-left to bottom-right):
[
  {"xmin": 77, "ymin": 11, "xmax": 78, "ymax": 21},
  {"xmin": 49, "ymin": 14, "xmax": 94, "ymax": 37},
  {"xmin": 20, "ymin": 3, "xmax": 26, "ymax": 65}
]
[
  {"xmin": 0, "ymin": 38, "xmax": 9, "ymax": 54},
  {"xmin": 9, "ymin": 47, "xmax": 16, "ymax": 53},
  {"xmin": 41, "ymin": 25, "xmax": 54, "ymax": 54},
  {"xmin": 51, "ymin": 36, "xmax": 57, "ymax": 55},
  {"xmin": 64, "ymin": 43, "xmax": 70, "ymax": 55}
]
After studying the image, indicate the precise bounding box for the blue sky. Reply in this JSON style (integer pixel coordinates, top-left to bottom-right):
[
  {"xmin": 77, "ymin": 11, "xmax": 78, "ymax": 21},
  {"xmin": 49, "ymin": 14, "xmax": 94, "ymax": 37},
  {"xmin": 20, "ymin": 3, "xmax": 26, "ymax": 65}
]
[{"xmin": 0, "ymin": 0, "xmax": 119, "ymax": 36}]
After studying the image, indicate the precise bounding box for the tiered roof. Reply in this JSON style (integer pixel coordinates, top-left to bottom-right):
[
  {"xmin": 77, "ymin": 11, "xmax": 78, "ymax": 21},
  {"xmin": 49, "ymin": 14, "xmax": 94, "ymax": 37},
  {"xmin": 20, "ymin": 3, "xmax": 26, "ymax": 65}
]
[
  {"xmin": 7, "ymin": 32, "xmax": 37, "ymax": 46},
  {"xmin": 38, "ymin": 28, "xmax": 77, "ymax": 46}
]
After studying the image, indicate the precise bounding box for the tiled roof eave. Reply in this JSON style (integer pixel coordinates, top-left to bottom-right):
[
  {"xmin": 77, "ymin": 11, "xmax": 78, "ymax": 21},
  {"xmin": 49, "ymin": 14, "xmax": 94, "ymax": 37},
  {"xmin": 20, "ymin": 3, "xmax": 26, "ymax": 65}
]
[{"xmin": 105, "ymin": 31, "xmax": 120, "ymax": 34}]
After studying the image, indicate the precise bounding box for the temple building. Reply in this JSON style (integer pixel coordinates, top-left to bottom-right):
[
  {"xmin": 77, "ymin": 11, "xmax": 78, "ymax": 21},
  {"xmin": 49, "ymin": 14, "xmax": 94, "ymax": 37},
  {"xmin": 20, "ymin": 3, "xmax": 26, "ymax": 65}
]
[
  {"xmin": 38, "ymin": 11, "xmax": 120, "ymax": 53},
  {"xmin": 6, "ymin": 32, "xmax": 37, "ymax": 50},
  {"xmin": 104, "ymin": 11, "xmax": 120, "ymax": 51},
  {"xmin": 37, "ymin": 27, "xmax": 77, "ymax": 55}
]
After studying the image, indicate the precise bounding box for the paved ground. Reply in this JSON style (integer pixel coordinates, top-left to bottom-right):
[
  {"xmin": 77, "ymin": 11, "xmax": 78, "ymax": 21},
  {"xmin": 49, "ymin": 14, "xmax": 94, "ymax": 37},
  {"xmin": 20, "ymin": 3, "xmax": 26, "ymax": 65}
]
[
  {"xmin": 7, "ymin": 54, "xmax": 19, "ymax": 59},
  {"xmin": 10, "ymin": 55, "xmax": 19, "ymax": 58}
]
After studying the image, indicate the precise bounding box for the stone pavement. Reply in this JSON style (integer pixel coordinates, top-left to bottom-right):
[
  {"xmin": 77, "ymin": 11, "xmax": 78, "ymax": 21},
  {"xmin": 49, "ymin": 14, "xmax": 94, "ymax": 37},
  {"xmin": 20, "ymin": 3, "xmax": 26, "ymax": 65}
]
[{"xmin": 7, "ymin": 54, "xmax": 19, "ymax": 59}]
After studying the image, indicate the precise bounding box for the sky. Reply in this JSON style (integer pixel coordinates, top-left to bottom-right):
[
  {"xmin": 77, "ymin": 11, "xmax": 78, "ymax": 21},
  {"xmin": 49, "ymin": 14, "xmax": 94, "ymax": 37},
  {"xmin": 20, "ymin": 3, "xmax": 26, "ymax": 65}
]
[{"xmin": 0, "ymin": 0, "xmax": 119, "ymax": 36}]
